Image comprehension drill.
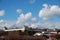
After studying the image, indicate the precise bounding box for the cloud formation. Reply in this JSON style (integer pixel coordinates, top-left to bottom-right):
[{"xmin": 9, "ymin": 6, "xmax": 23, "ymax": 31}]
[
  {"xmin": 39, "ymin": 4, "xmax": 60, "ymax": 20},
  {"xmin": 16, "ymin": 12, "xmax": 32, "ymax": 24},
  {"xmin": 0, "ymin": 20, "xmax": 15, "ymax": 29},
  {"xmin": 16, "ymin": 9, "xmax": 23, "ymax": 14},
  {"xmin": 16, "ymin": 12, "xmax": 36, "ymax": 28},
  {"xmin": 1, "ymin": 4, "xmax": 60, "ymax": 29},
  {"xmin": 0, "ymin": 10, "xmax": 5, "ymax": 16}
]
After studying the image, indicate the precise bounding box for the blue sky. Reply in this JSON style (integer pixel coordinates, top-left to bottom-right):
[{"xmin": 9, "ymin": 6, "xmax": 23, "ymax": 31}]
[
  {"xmin": 0, "ymin": 0, "xmax": 60, "ymax": 29},
  {"xmin": 0, "ymin": 0, "xmax": 60, "ymax": 21}
]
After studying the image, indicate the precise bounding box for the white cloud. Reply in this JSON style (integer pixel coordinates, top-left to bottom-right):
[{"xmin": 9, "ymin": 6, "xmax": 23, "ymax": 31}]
[
  {"xmin": 39, "ymin": 4, "xmax": 60, "ymax": 20},
  {"xmin": 0, "ymin": 19, "xmax": 60, "ymax": 29},
  {"xmin": 43, "ymin": 4, "xmax": 48, "ymax": 9},
  {"xmin": 16, "ymin": 9, "xmax": 23, "ymax": 14},
  {"xmin": 29, "ymin": 0, "xmax": 36, "ymax": 4},
  {"xmin": 16, "ymin": 12, "xmax": 32, "ymax": 24},
  {"xmin": 25, "ymin": 12, "xmax": 32, "ymax": 20},
  {"xmin": 30, "ymin": 24, "xmax": 37, "ymax": 28},
  {"xmin": 16, "ymin": 11, "xmax": 58, "ymax": 29},
  {"xmin": 15, "ymin": 12, "xmax": 38, "ymax": 28},
  {"xmin": 0, "ymin": 10, "xmax": 5, "ymax": 16},
  {"xmin": 0, "ymin": 20, "xmax": 4, "ymax": 23},
  {"xmin": 16, "ymin": 12, "xmax": 32, "ymax": 27},
  {"xmin": 1, "ymin": 5, "xmax": 60, "ymax": 29},
  {"xmin": 31, "ymin": 17, "xmax": 37, "ymax": 23},
  {"xmin": 0, "ymin": 20, "xmax": 15, "ymax": 29}
]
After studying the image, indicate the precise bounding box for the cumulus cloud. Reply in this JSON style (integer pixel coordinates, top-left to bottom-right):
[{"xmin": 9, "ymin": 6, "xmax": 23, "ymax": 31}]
[
  {"xmin": 25, "ymin": 12, "xmax": 32, "ymax": 20},
  {"xmin": 43, "ymin": 4, "xmax": 48, "ymax": 9},
  {"xmin": 0, "ymin": 19, "xmax": 60, "ymax": 29},
  {"xmin": 15, "ymin": 11, "xmax": 38, "ymax": 28},
  {"xmin": 16, "ymin": 9, "xmax": 23, "ymax": 14},
  {"xmin": 1, "ymin": 5, "xmax": 60, "ymax": 29},
  {"xmin": 16, "ymin": 12, "xmax": 32, "ymax": 24},
  {"xmin": 0, "ymin": 10, "xmax": 5, "ymax": 16},
  {"xmin": 16, "ymin": 6, "xmax": 58, "ymax": 29},
  {"xmin": 39, "ymin": 4, "xmax": 60, "ymax": 20},
  {"xmin": 0, "ymin": 20, "xmax": 4, "ymax": 23},
  {"xmin": 31, "ymin": 17, "xmax": 37, "ymax": 23},
  {"xmin": 16, "ymin": 12, "xmax": 32, "ymax": 27},
  {"xmin": 28, "ymin": 22, "xmax": 60, "ymax": 29},
  {"xmin": 0, "ymin": 20, "xmax": 15, "ymax": 30}
]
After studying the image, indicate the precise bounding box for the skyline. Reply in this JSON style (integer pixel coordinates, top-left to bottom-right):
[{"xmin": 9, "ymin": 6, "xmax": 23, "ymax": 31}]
[{"xmin": 0, "ymin": 0, "xmax": 60, "ymax": 29}]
